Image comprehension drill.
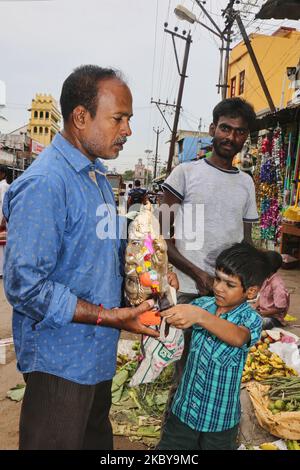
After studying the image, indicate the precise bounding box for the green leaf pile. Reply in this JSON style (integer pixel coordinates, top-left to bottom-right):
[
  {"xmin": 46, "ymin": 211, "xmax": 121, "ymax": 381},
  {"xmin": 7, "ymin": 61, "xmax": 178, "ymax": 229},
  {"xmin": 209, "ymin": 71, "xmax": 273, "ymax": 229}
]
[
  {"xmin": 110, "ymin": 342, "xmax": 174, "ymax": 448},
  {"xmin": 6, "ymin": 383, "xmax": 26, "ymax": 402}
]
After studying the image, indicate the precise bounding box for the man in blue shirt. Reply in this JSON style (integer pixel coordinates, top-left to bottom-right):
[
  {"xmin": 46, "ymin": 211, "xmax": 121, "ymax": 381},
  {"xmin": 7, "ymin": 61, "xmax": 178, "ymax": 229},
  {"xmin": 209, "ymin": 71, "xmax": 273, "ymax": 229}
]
[{"xmin": 3, "ymin": 65, "xmax": 158, "ymax": 450}]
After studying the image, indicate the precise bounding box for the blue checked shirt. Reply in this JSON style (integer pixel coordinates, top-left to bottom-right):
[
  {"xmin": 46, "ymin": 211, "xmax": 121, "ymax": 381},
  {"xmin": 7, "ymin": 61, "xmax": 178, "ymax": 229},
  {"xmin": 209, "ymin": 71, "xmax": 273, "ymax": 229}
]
[
  {"xmin": 171, "ymin": 296, "xmax": 262, "ymax": 432},
  {"xmin": 3, "ymin": 133, "xmax": 126, "ymax": 385}
]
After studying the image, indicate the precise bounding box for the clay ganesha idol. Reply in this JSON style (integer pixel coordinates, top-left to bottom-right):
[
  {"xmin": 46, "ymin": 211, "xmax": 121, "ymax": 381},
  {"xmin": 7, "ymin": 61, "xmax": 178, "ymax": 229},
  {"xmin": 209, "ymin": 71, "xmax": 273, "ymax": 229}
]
[{"xmin": 125, "ymin": 202, "xmax": 172, "ymax": 323}]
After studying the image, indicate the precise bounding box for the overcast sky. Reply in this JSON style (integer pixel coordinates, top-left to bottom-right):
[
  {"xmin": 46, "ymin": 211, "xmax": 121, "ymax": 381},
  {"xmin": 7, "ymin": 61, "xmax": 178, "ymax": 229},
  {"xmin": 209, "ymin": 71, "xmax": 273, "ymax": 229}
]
[{"xmin": 0, "ymin": 0, "xmax": 298, "ymax": 173}]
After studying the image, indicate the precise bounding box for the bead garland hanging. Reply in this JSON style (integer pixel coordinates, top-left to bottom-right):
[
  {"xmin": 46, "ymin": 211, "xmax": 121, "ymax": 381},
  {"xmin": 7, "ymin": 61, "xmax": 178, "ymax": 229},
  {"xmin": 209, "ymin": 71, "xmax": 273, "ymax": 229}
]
[{"xmin": 255, "ymin": 127, "xmax": 285, "ymax": 243}]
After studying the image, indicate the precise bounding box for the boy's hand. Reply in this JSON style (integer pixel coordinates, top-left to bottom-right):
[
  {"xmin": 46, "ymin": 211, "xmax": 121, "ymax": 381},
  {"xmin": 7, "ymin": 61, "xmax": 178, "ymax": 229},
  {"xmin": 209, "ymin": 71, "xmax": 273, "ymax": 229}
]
[
  {"xmin": 160, "ymin": 304, "xmax": 202, "ymax": 329},
  {"xmin": 167, "ymin": 272, "xmax": 179, "ymax": 291}
]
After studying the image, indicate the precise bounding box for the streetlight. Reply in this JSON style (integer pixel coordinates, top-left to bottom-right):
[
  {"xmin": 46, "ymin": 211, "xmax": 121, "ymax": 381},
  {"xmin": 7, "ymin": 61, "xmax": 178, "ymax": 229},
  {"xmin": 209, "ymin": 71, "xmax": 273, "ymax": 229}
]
[
  {"xmin": 174, "ymin": 5, "xmax": 198, "ymax": 23},
  {"xmin": 174, "ymin": 4, "xmax": 230, "ymax": 98},
  {"xmin": 175, "ymin": 2, "xmax": 276, "ymax": 109},
  {"xmin": 174, "ymin": 4, "xmax": 222, "ymax": 39}
]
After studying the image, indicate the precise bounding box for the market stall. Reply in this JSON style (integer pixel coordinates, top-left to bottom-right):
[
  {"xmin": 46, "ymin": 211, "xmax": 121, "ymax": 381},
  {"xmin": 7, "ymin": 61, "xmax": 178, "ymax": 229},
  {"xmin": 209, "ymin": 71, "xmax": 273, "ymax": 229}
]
[{"xmin": 251, "ymin": 105, "xmax": 300, "ymax": 259}]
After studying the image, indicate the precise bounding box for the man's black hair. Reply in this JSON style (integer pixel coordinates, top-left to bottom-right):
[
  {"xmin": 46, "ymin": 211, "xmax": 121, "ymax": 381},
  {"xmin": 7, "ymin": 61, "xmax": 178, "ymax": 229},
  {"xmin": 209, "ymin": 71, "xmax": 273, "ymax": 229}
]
[
  {"xmin": 264, "ymin": 250, "xmax": 282, "ymax": 274},
  {"xmin": 0, "ymin": 165, "xmax": 8, "ymax": 178},
  {"xmin": 216, "ymin": 242, "xmax": 271, "ymax": 290},
  {"xmin": 134, "ymin": 179, "xmax": 141, "ymax": 187},
  {"xmin": 60, "ymin": 65, "xmax": 125, "ymax": 122},
  {"xmin": 213, "ymin": 97, "xmax": 256, "ymax": 131}
]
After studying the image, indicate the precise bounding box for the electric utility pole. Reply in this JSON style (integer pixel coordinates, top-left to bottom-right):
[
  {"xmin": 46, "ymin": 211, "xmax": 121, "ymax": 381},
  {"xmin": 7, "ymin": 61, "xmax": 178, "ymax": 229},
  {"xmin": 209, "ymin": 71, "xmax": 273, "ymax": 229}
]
[
  {"xmin": 164, "ymin": 25, "xmax": 192, "ymax": 176},
  {"xmin": 222, "ymin": 1, "xmax": 235, "ymax": 99},
  {"xmin": 150, "ymin": 99, "xmax": 176, "ymax": 133},
  {"xmin": 144, "ymin": 149, "xmax": 152, "ymax": 188},
  {"xmin": 198, "ymin": 0, "xmax": 276, "ymax": 112},
  {"xmin": 234, "ymin": 12, "xmax": 276, "ymax": 112},
  {"xmin": 153, "ymin": 127, "xmax": 164, "ymax": 179},
  {"xmin": 194, "ymin": 0, "xmax": 231, "ymax": 97},
  {"xmin": 221, "ymin": 0, "xmax": 275, "ymax": 111}
]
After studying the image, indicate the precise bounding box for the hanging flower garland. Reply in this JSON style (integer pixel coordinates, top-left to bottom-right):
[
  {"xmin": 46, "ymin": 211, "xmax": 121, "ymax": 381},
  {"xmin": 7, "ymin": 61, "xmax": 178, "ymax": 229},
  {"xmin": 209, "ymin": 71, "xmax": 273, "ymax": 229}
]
[
  {"xmin": 272, "ymin": 127, "xmax": 285, "ymax": 207},
  {"xmin": 256, "ymin": 127, "xmax": 285, "ymax": 243},
  {"xmin": 252, "ymin": 136, "xmax": 263, "ymax": 242}
]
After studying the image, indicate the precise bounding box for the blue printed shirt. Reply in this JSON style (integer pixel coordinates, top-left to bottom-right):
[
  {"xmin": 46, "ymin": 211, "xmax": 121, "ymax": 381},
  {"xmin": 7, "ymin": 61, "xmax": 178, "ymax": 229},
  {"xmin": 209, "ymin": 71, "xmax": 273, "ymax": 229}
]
[
  {"xmin": 171, "ymin": 296, "xmax": 262, "ymax": 432},
  {"xmin": 3, "ymin": 133, "xmax": 126, "ymax": 385}
]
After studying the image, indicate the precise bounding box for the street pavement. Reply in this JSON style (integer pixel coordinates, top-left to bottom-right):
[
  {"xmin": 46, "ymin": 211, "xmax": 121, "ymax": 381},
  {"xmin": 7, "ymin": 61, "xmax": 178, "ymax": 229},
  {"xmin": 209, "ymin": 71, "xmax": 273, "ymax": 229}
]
[{"xmin": 0, "ymin": 267, "xmax": 300, "ymax": 449}]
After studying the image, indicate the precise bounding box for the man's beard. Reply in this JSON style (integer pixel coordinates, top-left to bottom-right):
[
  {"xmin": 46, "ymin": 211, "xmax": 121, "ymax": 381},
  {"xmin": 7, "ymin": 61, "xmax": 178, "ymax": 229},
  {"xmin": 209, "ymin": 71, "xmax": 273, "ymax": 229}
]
[
  {"xmin": 81, "ymin": 140, "xmax": 102, "ymax": 160},
  {"xmin": 212, "ymin": 138, "xmax": 241, "ymax": 159},
  {"xmin": 82, "ymin": 136, "xmax": 127, "ymax": 160}
]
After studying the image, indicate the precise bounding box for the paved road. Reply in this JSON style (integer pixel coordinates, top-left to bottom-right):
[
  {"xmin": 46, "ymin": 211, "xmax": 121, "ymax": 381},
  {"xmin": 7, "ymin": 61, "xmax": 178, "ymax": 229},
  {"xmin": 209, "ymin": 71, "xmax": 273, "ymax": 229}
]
[{"xmin": 1, "ymin": 268, "xmax": 300, "ymax": 449}]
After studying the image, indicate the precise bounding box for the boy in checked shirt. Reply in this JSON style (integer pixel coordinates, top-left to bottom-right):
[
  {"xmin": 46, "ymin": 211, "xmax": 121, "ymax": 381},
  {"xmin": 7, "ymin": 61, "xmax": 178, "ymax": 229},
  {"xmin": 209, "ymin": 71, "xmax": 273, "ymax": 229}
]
[{"xmin": 157, "ymin": 243, "xmax": 270, "ymax": 450}]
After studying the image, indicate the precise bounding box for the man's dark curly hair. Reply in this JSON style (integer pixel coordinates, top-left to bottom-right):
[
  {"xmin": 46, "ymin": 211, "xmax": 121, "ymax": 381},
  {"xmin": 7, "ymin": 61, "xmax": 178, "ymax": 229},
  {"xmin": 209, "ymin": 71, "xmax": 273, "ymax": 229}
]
[
  {"xmin": 60, "ymin": 65, "xmax": 125, "ymax": 122},
  {"xmin": 213, "ymin": 97, "xmax": 256, "ymax": 130}
]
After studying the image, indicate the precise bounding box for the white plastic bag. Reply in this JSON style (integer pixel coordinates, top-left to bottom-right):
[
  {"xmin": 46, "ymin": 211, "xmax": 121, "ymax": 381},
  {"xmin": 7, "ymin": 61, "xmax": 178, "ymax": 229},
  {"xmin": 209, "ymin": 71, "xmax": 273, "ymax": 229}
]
[
  {"xmin": 129, "ymin": 318, "xmax": 184, "ymax": 387},
  {"xmin": 269, "ymin": 342, "xmax": 300, "ymax": 374}
]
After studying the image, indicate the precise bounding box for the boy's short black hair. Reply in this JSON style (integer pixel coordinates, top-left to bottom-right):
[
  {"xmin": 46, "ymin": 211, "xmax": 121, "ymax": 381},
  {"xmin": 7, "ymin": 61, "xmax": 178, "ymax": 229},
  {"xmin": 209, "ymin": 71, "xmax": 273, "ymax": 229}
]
[
  {"xmin": 134, "ymin": 179, "xmax": 141, "ymax": 187},
  {"xmin": 216, "ymin": 242, "xmax": 271, "ymax": 290},
  {"xmin": 212, "ymin": 97, "xmax": 256, "ymax": 131},
  {"xmin": 264, "ymin": 250, "xmax": 282, "ymax": 273}
]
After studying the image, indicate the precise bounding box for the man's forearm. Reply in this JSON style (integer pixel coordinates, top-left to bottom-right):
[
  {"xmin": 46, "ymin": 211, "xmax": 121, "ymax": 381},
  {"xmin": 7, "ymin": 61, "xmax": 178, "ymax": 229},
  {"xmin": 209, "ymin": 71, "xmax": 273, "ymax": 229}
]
[
  {"xmin": 72, "ymin": 299, "xmax": 160, "ymax": 338},
  {"xmin": 166, "ymin": 239, "xmax": 205, "ymax": 280},
  {"xmin": 73, "ymin": 299, "xmax": 121, "ymax": 328},
  {"xmin": 73, "ymin": 299, "xmax": 99, "ymax": 324},
  {"xmin": 243, "ymin": 222, "xmax": 253, "ymax": 245}
]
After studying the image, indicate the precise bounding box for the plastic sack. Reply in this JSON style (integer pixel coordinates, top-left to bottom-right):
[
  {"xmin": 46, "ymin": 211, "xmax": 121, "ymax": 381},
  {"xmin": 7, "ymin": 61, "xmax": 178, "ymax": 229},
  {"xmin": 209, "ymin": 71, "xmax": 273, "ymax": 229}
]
[
  {"xmin": 269, "ymin": 342, "xmax": 300, "ymax": 375},
  {"xmin": 129, "ymin": 318, "xmax": 184, "ymax": 387},
  {"xmin": 266, "ymin": 328, "xmax": 299, "ymax": 343}
]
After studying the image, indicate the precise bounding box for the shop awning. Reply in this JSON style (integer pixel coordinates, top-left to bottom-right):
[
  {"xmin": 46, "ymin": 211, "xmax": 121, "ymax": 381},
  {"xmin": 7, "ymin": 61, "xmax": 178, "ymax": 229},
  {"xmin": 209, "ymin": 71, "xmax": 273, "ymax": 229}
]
[
  {"xmin": 255, "ymin": 103, "xmax": 300, "ymax": 130},
  {"xmin": 256, "ymin": 0, "xmax": 300, "ymax": 20}
]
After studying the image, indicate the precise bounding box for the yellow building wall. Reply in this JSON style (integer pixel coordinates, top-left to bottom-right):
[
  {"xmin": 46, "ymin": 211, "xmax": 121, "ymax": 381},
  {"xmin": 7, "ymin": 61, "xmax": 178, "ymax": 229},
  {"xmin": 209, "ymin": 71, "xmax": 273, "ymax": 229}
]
[
  {"xmin": 227, "ymin": 29, "xmax": 300, "ymax": 115},
  {"xmin": 28, "ymin": 94, "xmax": 61, "ymax": 146}
]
